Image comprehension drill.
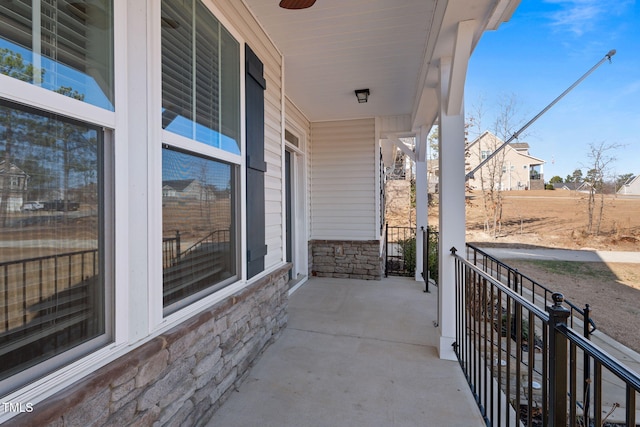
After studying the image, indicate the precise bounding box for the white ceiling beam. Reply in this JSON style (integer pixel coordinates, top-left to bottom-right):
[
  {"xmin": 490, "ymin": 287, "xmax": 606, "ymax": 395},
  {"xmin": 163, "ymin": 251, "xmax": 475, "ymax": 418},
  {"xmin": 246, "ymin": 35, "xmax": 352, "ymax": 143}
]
[
  {"xmin": 380, "ymin": 134, "xmax": 415, "ymax": 162},
  {"xmin": 446, "ymin": 19, "xmax": 476, "ymax": 117}
]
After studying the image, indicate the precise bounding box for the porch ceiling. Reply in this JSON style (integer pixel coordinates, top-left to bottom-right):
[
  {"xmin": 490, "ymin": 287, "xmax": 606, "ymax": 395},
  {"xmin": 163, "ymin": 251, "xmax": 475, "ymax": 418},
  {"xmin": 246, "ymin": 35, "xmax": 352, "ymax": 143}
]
[{"xmin": 243, "ymin": 0, "xmax": 519, "ymax": 129}]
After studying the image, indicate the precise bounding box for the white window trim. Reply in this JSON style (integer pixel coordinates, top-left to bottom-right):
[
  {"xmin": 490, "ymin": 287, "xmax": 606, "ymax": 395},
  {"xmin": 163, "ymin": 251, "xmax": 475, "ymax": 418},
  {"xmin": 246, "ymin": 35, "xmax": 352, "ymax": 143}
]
[
  {"xmin": 147, "ymin": 0, "xmax": 248, "ymax": 331},
  {"xmin": 161, "ymin": 130, "xmax": 243, "ymax": 166},
  {"xmin": 113, "ymin": 0, "xmax": 132, "ymax": 347},
  {"xmin": 0, "ymin": 74, "xmax": 115, "ymax": 128}
]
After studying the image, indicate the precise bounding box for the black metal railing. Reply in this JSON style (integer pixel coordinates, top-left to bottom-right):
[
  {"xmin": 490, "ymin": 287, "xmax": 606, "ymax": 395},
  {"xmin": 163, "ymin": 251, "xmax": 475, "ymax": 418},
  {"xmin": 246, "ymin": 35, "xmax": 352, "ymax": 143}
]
[
  {"xmin": 421, "ymin": 226, "xmax": 439, "ymax": 292},
  {"xmin": 466, "ymin": 243, "xmax": 596, "ymax": 335},
  {"xmin": 162, "ymin": 229, "xmax": 232, "ymax": 306},
  {"xmin": 0, "ymin": 249, "xmax": 100, "ymax": 361},
  {"xmin": 180, "ymin": 229, "xmax": 230, "ymax": 260},
  {"xmin": 163, "ymin": 231, "xmax": 181, "ymax": 269},
  {"xmin": 452, "ymin": 247, "xmax": 640, "ymax": 427},
  {"xmin": 385, "ymin": 224, "xmax": 416, "ymax": 277}
]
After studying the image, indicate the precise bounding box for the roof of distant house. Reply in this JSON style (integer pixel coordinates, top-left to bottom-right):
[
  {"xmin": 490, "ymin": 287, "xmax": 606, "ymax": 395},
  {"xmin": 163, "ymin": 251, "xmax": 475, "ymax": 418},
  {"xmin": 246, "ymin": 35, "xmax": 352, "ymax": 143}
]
[
  {"xmin": 0, "ymin": 160, "xmax": 28, "ymax": 176},
  {"xmin": 162, "ymin": 179, "xmax": 197, "ymax": 191},
  {"xmin": 553, "ymin": 182, "xmax": 591, "ymax": 191}
]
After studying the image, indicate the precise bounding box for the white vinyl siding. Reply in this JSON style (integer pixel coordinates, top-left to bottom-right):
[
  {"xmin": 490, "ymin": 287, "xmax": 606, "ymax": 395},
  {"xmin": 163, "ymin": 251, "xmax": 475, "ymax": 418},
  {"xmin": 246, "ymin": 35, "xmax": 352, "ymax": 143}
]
[
  {"xmin": 310, "ymin": 119, "xmax": 376, "ymax": 240},
  {"xmin": 285, "ymin": 98, "xmax": 311, "ymax": 146},
  {"xmin": 213, "ymin": 0, "xmax": 283, "ymax": 271}
]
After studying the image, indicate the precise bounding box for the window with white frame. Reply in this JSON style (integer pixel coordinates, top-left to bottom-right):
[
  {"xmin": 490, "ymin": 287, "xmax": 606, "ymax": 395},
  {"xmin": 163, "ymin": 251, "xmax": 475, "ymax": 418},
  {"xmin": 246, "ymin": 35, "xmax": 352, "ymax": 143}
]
[
  {"xmin": 0, "ymin": 0, "xmax": 114, "ymax": 110},
  {"xmin": 0, "ymin": 1, "xmax": 113, "ymax": 395},
  {"xmin": 161, "ymin": 0, "xmax": 240, "ymax": 314}
]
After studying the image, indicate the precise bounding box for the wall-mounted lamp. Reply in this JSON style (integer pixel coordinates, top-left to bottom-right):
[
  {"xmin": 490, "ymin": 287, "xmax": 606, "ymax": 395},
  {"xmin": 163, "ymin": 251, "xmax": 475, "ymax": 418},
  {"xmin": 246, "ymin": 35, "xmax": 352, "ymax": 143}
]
[{"xmin": 354, "ymin": 88, "xmax": 370, "ymax": 103}]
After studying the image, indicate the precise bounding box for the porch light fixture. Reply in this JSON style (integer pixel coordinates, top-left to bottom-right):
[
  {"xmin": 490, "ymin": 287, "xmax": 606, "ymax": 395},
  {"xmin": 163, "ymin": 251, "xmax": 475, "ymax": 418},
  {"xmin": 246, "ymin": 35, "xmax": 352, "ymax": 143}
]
[{"xmin": 355, "ymin": 88, "xmax": 370, "ymax": 103}]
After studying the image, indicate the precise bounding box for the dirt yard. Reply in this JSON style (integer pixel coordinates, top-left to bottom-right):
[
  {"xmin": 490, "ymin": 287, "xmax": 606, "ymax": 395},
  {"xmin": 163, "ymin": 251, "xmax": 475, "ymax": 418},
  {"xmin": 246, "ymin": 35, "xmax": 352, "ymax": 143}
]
[
  {"xmin": 388, "ymin": 189, "xmax": 640, "ymax": 351},
  {"xmin": 458, "ymin": 190, "xmax": 639, "ymax": 251},
  {"xmin": 500, "ymin": 259, "xmax": 640, "ymax": 352}
]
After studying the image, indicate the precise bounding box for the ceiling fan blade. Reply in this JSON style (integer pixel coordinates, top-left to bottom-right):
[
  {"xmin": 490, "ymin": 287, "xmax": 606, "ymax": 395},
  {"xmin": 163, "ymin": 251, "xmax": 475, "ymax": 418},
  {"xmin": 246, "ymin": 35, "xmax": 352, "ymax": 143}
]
[{"xmin": 279, "ymin": 0, "xmax": 316, "ymax": 10}]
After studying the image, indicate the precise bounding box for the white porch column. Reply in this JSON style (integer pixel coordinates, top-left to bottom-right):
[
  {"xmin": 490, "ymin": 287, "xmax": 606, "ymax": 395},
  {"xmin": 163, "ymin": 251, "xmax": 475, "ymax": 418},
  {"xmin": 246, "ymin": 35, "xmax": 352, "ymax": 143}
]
[
  {"xmin": 437, "ymin": 57, "xmax": 466, "ymax": 360},
  {"xmin": 414, "ymin": 126, "xmax": 428, "ymax": 281}
]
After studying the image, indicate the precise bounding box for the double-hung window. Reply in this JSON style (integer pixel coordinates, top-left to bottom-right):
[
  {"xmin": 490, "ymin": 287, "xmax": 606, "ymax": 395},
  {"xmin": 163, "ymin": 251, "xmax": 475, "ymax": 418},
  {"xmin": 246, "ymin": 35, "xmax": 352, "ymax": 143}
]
[
  {"xmin": 161, "ymin": 0, "xmax": 240, "ymax": 314},
  {"xmin": 0, "ymin": 0, "xmax": 114, "ymax": 395}
]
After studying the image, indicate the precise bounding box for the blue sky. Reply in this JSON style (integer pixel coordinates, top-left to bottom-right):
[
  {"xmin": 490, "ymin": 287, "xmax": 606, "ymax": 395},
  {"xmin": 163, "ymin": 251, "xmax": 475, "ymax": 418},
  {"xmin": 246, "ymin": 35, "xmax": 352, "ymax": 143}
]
[{"xmin": 465, "ymin": 0, "xmax": 639, "ymax": 181}]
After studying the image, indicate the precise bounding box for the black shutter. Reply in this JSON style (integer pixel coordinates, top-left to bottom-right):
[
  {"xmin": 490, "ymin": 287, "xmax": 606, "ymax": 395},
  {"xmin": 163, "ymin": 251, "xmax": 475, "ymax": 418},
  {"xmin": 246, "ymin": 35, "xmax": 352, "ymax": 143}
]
[{"xmin": 245, "ymin": 45, "xmax": 267, "ymax": 278}]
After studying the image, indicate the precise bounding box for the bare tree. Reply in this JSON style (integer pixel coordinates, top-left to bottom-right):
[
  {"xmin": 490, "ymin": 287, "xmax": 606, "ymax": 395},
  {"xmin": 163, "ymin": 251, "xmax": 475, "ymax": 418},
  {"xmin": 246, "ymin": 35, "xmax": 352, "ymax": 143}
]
[
  {"xmin": 584, "ymin": 141, "xmax": 621, "ymax": 235},
  {"xmin": 467, "ymin": 94, "xmax": 527, "ymax": 237}
]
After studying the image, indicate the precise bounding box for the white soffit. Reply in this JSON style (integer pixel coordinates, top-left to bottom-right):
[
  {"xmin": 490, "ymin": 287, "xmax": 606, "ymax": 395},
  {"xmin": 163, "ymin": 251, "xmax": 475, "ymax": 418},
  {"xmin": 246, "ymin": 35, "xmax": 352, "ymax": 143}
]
[
  {"xmin": 243, "ymin": 0, "xmax": 520, "ymax": 125},
  {"xmin": 243, "ymin": 0, "xmax": 437, "ymax": 122}
]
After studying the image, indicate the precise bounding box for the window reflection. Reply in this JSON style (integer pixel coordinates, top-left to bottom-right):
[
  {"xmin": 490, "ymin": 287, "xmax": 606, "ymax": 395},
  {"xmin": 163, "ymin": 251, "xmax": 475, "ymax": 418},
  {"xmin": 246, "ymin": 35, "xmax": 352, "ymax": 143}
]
[
  {"xmin": 0, "ymin": 0, "xmax": 114, "ymax": 110},
  {"xmin": 0, "ymin": 99, "xmax": 105, "ymax": 385},
  {"xmin": 162, "ymin": 147, "xmax": 236, "ymax": 312}
]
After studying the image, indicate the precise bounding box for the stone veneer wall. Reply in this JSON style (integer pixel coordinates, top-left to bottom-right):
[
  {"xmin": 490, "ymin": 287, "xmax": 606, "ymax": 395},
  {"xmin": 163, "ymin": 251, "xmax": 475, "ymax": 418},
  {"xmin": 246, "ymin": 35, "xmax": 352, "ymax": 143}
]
[
  {"xmin": 309, "ymin": 240, "xmax": 383, "ymax": 280},
  {"xmin": 6, "ymin": 265, "xmax": 290, "ymax": 427}
]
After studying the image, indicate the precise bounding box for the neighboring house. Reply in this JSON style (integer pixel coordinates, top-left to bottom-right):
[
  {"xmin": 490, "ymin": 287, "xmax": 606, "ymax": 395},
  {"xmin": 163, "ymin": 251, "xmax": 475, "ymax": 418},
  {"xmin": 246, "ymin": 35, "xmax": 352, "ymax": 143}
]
[
  {"xmin": 617, "ymin": 174, "xmax": 639, "ymax": 195},
  {"xmin": 554, "ymin": 181, "xmax": 592, "ymax": 192},
  {"xmin": 0, "ymin": 1, "xmax": 522, "ymax": 425},
  {"xmin": 466, "ymin": 131, "xmax": 545, "ymax": 191},
  {"xmin": 0, "ymin": 160, "xmax": 29, "ymax": 212},
  {"xmin": 162, "ymin": 179, "xmax": 214, "ymax": 200}
]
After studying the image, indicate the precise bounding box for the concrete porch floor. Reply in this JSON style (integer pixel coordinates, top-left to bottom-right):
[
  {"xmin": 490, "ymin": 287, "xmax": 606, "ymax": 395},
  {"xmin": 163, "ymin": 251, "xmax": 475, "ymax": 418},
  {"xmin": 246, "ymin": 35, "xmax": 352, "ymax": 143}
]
[{"xmin": 206, "ymin": 276, "xmax": 485, "ymax": 427}]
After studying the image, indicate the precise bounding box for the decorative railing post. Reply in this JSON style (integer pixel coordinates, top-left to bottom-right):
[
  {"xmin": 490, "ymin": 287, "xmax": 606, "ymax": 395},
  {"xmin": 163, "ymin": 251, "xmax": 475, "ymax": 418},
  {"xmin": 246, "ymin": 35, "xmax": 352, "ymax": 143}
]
[
  {"xmin": 583, "ymin": 303, "xmax": 591, "ymax": 421},
  {"xmin": 175, "ymin": 230, "xmax": 181, "ymax": 260},
  {"xmin": 547, "ymin": 292, "xmax": 571, "ymax": 426},
  {"xmin": 421, "ymin": 226, "xmax": 429, "ymax": 292}
]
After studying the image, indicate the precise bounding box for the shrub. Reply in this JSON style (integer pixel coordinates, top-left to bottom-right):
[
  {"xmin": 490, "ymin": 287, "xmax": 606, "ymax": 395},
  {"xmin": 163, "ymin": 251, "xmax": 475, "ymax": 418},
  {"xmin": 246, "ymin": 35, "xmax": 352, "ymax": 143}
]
[
  {"xmin": 501, "ymin": 314, "xmax": 530, "ymax": 341},
  {"xmin": 398, "ymin": 237, "xmax": 416, "ymax": 275},
  {"xmin": 426, "ymin": 226, "xmax": 439, "ymax": 284}
]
